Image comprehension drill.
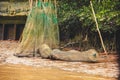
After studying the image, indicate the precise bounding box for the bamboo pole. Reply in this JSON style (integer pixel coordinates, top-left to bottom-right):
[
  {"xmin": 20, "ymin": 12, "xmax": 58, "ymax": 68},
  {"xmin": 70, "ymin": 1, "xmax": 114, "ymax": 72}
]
[
  {"xmin": 54, "ymin": 0, "xmax": 57, "ymax": 16},
  {"xmin": 36, "ymin": 0, "xmax": 38, "ymax": 7},
  {"xmin": 44, "ymin": 0, "xmax": 48, "ymax": 2},
  {"xmin": 14, "ymin": 24, "xmax": 16, "ymax": 40},
  {"xmin": 90, "ymin": 0, "xmax": 107, "ymax": 55},
  {"xmin": 29, "ymin": 0, "xmax": 33, "ymax": 10},
  {"xmin": 2, "ymin": 24, "xmax": 5, "ymax": 40}
]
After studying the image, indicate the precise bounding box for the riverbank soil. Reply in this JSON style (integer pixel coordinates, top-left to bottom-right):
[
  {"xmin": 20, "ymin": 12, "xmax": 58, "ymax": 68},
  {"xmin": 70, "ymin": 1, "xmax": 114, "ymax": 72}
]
[{"xmin": 0, "ymin": 41, "xmax": 119, "ymax": 80}]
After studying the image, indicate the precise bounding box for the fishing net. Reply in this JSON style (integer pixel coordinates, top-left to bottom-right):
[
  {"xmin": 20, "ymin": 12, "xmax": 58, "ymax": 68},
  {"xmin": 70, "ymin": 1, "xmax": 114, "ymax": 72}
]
[{"xmin": 16, "ymin": 0, "xmax": 59, "ymax": 55}]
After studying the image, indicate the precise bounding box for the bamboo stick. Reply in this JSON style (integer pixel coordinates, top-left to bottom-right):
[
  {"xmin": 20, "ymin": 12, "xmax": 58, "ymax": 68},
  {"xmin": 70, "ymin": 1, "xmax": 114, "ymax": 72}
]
[
  {"xmin": 2, "ymin": 24, "xmax": 5, "ymax": 40},
  {"xmin": 29, "ymin": 0, "xmax": 33, "ymax": 10},
  {"xmin": 14, "ymin": 24, "xmax": 16, "ymax": 40},
  {"xmin": 90, "ymin": 0, "xmax": 107, "ymax": 55},
  {"xmin": 54, "ymin": 0, "xmax": 57, "ymax": 17},
  {"xmin": 36, "ymin": 0, "xmax": 38, "ymax": 7}
]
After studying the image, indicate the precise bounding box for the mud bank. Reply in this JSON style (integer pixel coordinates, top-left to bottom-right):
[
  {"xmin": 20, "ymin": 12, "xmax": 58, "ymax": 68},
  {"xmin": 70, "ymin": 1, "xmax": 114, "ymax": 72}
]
[
  {"xmin": 0, "ymin": 64, "xmax": 116, "ymax": 80},
  {"xmin": 0, "ymin": 41, "xmax": 119, "ymax": 78}
]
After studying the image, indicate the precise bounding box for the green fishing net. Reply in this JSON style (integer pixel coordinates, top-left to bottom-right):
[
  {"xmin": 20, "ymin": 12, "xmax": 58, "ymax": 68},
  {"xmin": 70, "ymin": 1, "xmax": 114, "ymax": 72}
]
[{"xmin": 16, "ymin": 0, "xmax": 59, "ymax": 54}]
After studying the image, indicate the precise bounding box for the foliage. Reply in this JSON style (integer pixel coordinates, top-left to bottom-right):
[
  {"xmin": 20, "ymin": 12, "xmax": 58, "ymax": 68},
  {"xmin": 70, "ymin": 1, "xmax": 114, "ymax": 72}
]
[
  {"xmin": 58, "ymin": 0, "xmax": 120, "ymax": 33},
  {"xmin": 57, "ymin": 0, "xmax": 120, "ymax": 52}
]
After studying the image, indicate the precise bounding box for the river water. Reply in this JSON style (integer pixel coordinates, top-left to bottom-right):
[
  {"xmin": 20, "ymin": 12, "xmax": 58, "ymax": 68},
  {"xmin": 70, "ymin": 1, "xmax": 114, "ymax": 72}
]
[{"xmin": 0, "ymin": 64, "xmax": 116, "ymax": 80}]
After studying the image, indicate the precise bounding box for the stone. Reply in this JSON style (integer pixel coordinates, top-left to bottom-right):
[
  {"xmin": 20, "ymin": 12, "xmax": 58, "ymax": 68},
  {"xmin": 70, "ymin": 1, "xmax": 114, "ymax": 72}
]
[
  {"xmin": 39, "ymin": 44, "xmax": 52, "ymax": 58},
  {"xmin": 51, "ymin": 49, "xmax": 99, "ymax": 62}
]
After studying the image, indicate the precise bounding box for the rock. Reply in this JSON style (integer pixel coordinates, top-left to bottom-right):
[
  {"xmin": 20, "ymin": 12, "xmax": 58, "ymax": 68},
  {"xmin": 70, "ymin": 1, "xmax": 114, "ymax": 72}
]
[
  {"xmin": 0, "ymin": 53, "xmax": 8, "ymax": 63},
  {"xmin": 51, "ymin": 49, "xmax": 99, "ymax": 62},
  {"xmin": 14, "ymin": 44, "xmax": 52, "ymax": 58},
  {"xmin": 14, "ymin": 52, "xmax": 34, "ymax": 57},
  {"xmin": 39, "ymin": 44, "xmax": 52, "ymax": 58},
  {"xmin": 14, "ymin": 43, "xmax": 99, "ymax": 62}
]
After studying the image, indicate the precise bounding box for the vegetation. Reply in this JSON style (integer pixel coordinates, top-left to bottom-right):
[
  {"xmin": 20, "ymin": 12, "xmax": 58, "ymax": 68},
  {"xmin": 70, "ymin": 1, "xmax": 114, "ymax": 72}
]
[{"xmin": 57, "ymin": 0, "xmax": 120, "ymax": 53}]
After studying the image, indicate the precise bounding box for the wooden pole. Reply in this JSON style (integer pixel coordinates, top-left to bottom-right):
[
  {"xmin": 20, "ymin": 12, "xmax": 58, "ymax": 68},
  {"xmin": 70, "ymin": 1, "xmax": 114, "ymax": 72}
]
[
  {"xmin": 90, "ymin": 0, "xmax": 107, "ymax": 55},
  {"xmin": 2, "ymin": 24, "xmax": 5, "ymax": 40},
  {"xmin": 36, "ymin": 0, "xmax": 38, "ymax": 7},
  {"xmin": 29, "ymin": 0, "xmax": 33, "ymax": 10},
  {"xmin": 14, "ymin": 24, "xmax": 16, "ymax": 40},
  {"xmin": 44, "ymin": 0, "xmax": 48, "ymax": 2},
  {"xmin": 54, "ymin": 0, "xmax": 57, "ymax": 16}
]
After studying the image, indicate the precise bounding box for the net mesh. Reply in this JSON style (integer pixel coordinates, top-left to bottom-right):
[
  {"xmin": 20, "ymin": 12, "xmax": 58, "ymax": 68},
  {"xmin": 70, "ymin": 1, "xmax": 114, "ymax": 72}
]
[{"xmin": 16, "ymin": 0, "xmax": 59, "ymax": 54}]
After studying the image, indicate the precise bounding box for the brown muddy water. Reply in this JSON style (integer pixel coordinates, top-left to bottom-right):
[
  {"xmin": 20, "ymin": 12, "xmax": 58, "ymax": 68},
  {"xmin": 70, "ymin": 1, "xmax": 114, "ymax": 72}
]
[{"xmin": 0, "ymin": 64, "xmax": 116, "ymax": 80}]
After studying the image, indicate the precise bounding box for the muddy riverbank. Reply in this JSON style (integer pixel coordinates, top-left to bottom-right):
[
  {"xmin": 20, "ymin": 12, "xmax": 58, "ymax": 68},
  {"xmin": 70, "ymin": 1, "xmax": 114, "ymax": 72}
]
[
  {"xmin": 0, "ymin": 41, "xmax": 119, "ymax": 79},
  {"xmin": 0, "ymin": 64, "xmax": 116, "ymax": 80}
]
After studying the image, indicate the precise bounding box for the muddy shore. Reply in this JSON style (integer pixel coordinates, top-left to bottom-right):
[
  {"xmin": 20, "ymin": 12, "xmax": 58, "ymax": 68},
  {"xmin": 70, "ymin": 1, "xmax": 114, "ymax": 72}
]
[{"xmin": 0, "ymin": 41, "xmax": 119, "ymax": 79}]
